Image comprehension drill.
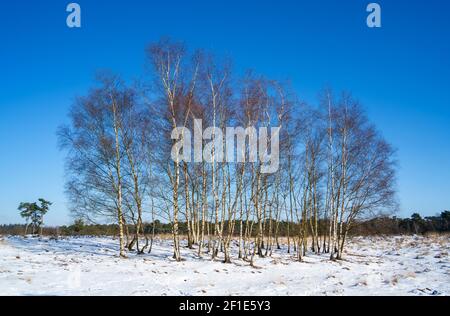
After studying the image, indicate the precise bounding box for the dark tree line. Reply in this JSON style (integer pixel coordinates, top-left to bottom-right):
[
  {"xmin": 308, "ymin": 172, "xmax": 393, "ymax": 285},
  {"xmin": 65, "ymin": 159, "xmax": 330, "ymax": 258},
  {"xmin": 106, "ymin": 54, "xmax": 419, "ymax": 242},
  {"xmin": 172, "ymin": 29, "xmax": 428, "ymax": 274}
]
[{"xmin": 1, "ymin": 212, "xmax": 448, "ymax": 237}]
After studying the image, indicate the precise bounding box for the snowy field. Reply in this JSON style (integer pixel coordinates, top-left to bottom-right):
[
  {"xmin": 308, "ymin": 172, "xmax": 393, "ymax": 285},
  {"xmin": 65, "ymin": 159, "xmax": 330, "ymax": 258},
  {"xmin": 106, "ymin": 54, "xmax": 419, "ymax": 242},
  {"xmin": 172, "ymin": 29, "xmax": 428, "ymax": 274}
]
[{"xmin": 0, "ymin": 235, "xmax": 448, "ymax": 296}]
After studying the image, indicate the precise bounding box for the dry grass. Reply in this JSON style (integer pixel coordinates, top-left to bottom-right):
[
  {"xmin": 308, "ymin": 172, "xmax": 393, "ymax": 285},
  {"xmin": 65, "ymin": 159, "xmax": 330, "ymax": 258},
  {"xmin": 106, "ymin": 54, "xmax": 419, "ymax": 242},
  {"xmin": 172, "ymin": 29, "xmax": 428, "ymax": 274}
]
[
  {"xmin": 268, "ymin": 236, "xmax": 317, "ymax": 245},
  {"xmin": 391, "ymin": 276, "xmax": 399, "ymax": 285},
  {"xmin": 423, "ymin": 232, "xmax": 450, "ymax": 238},
  {"xmin": 404, "ymin": 271, "xmax": 417, "ymax": 278}
]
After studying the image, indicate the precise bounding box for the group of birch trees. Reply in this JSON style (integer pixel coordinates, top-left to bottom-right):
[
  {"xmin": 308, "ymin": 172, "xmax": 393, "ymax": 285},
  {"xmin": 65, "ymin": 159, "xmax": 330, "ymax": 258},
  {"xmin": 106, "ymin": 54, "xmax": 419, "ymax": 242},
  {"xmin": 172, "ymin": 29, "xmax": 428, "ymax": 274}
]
[{"xmin": 59, "ymin": 38, "xmax": 397, "ymax": 261}]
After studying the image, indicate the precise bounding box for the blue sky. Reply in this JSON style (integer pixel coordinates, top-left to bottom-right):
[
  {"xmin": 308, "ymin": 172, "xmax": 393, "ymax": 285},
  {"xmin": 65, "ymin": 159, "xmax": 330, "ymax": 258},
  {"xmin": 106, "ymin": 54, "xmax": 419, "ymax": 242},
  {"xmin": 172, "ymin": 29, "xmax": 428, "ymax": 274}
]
[{"xmin": 0, "ymin": 0, "xmax": 449, "ymax": 225}]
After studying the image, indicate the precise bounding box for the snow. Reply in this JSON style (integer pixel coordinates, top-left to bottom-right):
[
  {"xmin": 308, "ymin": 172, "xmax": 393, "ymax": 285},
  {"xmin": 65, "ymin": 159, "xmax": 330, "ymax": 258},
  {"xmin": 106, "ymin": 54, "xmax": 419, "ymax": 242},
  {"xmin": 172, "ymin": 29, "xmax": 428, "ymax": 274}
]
[{"xmin": 0, "ymin": 235, "xmax": 448, "ymax": 296}]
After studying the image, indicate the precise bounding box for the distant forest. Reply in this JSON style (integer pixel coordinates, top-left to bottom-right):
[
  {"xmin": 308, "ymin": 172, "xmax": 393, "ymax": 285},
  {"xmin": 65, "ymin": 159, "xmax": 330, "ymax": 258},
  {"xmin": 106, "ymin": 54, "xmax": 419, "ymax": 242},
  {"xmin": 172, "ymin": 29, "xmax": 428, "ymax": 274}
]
[{"xmin": 1, "ymin": 211, "xmax": 448, "ymax": 238}]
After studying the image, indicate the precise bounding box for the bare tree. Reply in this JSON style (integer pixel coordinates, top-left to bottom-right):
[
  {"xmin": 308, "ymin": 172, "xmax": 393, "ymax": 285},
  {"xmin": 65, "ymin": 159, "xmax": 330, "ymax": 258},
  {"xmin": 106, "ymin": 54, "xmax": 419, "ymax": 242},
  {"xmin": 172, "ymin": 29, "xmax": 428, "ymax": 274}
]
[
  {"xmin": 58, "ymin": 38, "xmax": 398, "ymax": 265},
  {"xmin": 59, "ymin": 73, "xmax": 136, "ymax": 257}
]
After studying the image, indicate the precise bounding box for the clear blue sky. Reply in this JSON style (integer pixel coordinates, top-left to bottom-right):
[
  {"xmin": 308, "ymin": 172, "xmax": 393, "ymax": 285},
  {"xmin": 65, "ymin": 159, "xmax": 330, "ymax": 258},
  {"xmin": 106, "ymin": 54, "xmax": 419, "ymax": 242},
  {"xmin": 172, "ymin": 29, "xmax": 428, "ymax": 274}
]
[{"xmin": 1, "ymin": 0, "xmax": 449, "ymax": 225}]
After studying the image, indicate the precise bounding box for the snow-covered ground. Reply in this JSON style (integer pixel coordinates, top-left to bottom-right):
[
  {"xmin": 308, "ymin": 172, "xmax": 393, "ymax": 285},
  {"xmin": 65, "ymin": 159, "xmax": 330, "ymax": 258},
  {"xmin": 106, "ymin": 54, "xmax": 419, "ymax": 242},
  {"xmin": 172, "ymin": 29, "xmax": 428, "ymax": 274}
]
[{"xmin": 0, "ymin": 235, "xmax": 448, "ymax": 296}]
